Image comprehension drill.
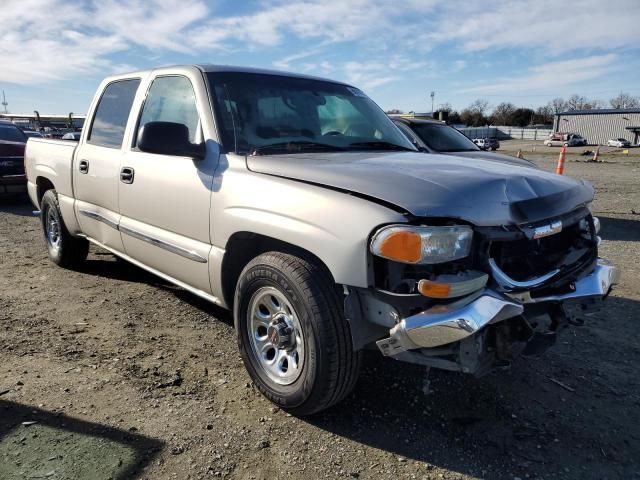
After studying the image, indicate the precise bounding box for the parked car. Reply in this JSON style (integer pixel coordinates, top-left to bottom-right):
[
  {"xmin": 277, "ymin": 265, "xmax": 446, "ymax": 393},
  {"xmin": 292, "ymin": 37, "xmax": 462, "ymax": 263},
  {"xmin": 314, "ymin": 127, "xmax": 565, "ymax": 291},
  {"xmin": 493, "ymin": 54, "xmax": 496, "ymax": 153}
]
[
  {"xmin": 0, "ymin": 121, "xmax": 27, "ymax": 196},
  {"xmin": 62, "ymin": 132, "xmax": 81, "ymax": 141},
  {"xmin": 392, "ymin": 118, "xmax": 534, "ymax": 167},
  {"xmin": 25, "ymin": 65, "xmax": 619, "ymax": 415},
  {"xmin": 607, "ymin": 138, "xmax": 631, "ymax": 148},
  {"xmin": 23, "ymin": 130, "xmax": 44, "ymax": 139},
  {"xmin": 544, "ymin": 133, "xmax": 587, "ymax": 147},
  {"xmin": 472, "ymin": 137, "xmax": 500, "ymax": 150}
]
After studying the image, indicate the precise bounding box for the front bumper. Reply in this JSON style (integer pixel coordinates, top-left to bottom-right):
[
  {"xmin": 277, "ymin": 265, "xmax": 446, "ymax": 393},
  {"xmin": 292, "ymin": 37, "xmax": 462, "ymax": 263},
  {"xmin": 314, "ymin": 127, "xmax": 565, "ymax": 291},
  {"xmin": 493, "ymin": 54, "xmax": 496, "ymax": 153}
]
[{"xmin": 376, "ymin": 259, "xmax": 619, "ymax": 357}]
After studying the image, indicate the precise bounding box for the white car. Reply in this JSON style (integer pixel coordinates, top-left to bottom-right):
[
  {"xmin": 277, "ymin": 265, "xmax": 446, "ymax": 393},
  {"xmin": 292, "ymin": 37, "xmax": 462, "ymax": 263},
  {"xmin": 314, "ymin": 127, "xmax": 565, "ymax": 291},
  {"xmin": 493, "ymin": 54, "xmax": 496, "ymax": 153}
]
[
  {"xmin": 61, "ymin": 132, "xmax": 81, "ymax": 141},
  {"xmin": 607, "ymin": 138, "xmax": 631, "ymax": 148}
]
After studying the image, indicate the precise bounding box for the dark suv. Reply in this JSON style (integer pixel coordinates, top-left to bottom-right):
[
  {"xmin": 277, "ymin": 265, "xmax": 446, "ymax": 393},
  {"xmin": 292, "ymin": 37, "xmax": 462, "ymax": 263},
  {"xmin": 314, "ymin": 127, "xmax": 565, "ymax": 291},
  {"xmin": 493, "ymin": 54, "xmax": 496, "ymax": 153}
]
[
  {"xmin": 392, "ymin": 117, "xmax": 531, "ymax": 167},
  {"xmin": 0, "ymin": 122, "xmax": 27, "ymax": 195}
]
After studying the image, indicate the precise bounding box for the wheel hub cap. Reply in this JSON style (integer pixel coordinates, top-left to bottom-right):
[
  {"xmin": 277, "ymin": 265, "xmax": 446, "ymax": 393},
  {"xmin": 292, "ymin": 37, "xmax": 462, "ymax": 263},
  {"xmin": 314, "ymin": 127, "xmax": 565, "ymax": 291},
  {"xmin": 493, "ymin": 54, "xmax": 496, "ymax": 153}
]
[
  {"xmin": 247, "ymin": 287, "xmax": 305, "ymax": 385},
  {"xmin": 267, "ymin": 315, "xmax": 295, "ymax": 350}
]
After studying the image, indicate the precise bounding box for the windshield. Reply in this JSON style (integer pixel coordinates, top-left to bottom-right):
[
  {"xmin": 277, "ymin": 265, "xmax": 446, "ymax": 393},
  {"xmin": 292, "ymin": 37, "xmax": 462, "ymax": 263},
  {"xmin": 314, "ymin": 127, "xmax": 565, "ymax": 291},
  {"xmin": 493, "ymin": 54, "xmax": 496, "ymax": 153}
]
[
  {"xmin": 410, "ymin": 123, "xmax": 480, "ymax": 152},
  {"xmin": 208, "ymin": 72, "xmax": 415, "ymax": 155},
  {"xmin": 0, "ymin": 124, "xmax": 27, "ymax": 143}
]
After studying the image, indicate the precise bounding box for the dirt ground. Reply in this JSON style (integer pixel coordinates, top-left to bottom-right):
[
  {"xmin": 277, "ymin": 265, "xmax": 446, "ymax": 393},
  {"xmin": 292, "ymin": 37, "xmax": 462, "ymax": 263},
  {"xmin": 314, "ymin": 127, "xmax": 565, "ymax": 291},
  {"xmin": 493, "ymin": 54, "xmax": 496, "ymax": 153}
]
[{"xmin": 1, "ymin": 140, "xmax": 639, "ymax": 480}]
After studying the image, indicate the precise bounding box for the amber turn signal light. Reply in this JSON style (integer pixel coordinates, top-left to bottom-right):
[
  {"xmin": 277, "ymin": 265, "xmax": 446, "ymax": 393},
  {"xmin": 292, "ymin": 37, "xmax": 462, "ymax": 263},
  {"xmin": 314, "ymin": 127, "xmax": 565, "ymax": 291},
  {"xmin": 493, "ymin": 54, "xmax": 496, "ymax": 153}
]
[
  {"xmin": 378, "ymin": 230, "xmax": 422, "ymax": 263},
  {"xmin": 417, "ymin": 280, "xmax": 452, "ymax": 298}
]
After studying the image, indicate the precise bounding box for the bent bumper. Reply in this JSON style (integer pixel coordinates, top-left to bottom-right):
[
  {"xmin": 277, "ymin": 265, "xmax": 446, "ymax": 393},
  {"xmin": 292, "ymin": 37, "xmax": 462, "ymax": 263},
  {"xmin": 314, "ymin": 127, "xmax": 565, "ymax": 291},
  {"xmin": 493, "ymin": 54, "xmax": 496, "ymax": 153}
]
[{"xmin": 376, "ymin": 259, "xmax": 619, "ymax": 356}]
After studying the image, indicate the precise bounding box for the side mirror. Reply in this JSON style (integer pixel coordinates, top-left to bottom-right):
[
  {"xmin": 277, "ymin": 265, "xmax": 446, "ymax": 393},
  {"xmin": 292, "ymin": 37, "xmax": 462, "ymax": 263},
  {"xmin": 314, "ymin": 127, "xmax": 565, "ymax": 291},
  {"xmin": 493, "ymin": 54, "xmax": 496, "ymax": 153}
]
[{"xmin": 137, "ymin": 121, "xmax": 205, "ymax": 159}]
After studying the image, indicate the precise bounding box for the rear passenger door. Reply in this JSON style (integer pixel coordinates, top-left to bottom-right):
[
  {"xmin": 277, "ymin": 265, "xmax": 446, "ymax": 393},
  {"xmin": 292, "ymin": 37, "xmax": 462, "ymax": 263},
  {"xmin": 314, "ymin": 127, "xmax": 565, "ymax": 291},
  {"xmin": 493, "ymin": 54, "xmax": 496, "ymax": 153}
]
[
  {"xmin": 74, "ymin": 78, "xmax": 141, "ymax": 251},
  {"xmin": 118, "ymin": 74, "xmax": 217, "ymax": 295}
]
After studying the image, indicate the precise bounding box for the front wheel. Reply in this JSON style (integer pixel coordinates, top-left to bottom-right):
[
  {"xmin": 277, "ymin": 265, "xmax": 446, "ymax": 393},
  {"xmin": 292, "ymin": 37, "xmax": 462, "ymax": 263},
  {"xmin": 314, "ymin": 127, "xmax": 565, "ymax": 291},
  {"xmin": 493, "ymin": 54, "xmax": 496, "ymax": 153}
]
[
  {"xmin": 234, "ymin": 251, "xmax": 361, "ymax": 415},
  {"xmin": 40, "ymin": 189, "xmax": 89, "ymax": 268}
]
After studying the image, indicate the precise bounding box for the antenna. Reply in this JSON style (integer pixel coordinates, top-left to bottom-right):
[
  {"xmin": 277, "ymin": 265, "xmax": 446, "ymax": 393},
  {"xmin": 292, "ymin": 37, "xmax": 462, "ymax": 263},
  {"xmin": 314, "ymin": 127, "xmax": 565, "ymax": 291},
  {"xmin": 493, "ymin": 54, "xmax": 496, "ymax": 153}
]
[{"xmin": 1, "ymin": 90, "xmax": 8, "ymax": 114}]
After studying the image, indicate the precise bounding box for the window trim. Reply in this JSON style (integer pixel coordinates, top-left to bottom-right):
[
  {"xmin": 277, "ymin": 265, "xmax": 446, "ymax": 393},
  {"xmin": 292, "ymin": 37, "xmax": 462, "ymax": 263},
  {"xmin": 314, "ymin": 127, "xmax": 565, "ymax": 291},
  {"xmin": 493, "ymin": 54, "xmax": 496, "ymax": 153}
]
[
  {"xmin": 86, "ymin": 78, "xmax": 142, "ymax": 150},
  {"xmin": 131, "ymin": 74, "xmax": 203, "ymax": 152}
]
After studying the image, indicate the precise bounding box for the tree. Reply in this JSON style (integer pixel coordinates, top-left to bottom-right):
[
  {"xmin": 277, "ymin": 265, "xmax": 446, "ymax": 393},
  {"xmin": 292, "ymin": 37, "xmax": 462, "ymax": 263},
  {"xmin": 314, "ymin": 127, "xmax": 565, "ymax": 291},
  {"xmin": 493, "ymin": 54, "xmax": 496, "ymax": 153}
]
[
  {"xmin": 533, "ymin": 105, "xmax": 554, "ymax": 125},
  {"xmin": 385, "ymin": 108, "xmax": 404, "ymax": 114},
  {"xmin": 468, "ymin": 99, "xmax": 490, "ymax": 117},
  {"xmin": 447, "ymin": 110, "xmax": 462, "ymax": 124},
  {"xmin": 609, "ymin": 92, "xmax": 640, "ymax": 109},
  {"xmin": 491, "ymin": 102, "xmax": 517, "ymax": 125},
  {"xmin": 510, "ymin": 108, "xmax": 535, "ymax": 127},
  {"xmin": 548, "ymin": 97, "xmax": 567, "ymax": 114},
  {"xmin": 565, "ymin": 94, "xmax": 590, "ymax": 111},
  {"xmin": 459, "ymin": 99, "xmax": 490, "ymax": 126}
]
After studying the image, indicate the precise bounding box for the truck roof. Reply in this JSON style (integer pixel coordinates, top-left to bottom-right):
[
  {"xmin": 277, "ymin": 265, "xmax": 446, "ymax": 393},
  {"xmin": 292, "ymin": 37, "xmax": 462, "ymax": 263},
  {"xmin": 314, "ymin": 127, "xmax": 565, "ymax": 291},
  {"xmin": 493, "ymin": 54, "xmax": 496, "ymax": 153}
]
[
  {"xmin": 102, "ymin": 64, "xmax": 352, "ymax": 87},
  {"xmin": 196, "ymin": 64, "xmax": 351, "ymax": 85}
]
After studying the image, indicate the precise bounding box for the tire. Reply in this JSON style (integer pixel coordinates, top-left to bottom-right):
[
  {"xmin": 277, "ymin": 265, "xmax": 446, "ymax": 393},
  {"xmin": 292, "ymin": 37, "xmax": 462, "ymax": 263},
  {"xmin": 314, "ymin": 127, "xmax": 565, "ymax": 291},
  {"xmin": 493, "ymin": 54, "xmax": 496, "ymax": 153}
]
[
  {"xmin": 234, "ymin": 251, "xmax": 361, "ymax": 416},
  {"xmin": 40, "ymin": 189, "xmax": 89, "ymax": 268}
]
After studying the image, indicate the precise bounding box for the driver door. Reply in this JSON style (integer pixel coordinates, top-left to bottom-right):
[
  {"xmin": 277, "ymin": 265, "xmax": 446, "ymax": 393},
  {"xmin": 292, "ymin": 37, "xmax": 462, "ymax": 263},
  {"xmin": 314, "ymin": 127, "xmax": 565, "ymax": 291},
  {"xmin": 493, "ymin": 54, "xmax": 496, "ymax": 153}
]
[{"xmin": 118, "ymin": 74, "xmax": 217, "ymax": 295}]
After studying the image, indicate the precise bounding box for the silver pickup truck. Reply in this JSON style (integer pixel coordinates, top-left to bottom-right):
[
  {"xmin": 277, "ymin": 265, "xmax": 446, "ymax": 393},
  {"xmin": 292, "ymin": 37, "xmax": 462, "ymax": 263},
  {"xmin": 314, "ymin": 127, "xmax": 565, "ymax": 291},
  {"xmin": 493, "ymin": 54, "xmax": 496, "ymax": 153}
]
[{"xmin": 25, "ymin": 65, "xmax": 619, "ymax": 415}]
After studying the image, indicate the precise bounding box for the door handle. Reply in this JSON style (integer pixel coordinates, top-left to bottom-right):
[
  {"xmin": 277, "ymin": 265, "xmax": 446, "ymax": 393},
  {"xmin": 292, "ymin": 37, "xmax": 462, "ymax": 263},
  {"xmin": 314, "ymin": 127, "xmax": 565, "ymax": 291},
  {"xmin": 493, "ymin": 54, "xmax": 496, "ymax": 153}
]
[
  {"xmin": 79, "ymin": 160, "xmax": 89, "ymax": 174},
  {"xmin": 120, "ymin": 167, "xmax": 135, "ymax": 184}
]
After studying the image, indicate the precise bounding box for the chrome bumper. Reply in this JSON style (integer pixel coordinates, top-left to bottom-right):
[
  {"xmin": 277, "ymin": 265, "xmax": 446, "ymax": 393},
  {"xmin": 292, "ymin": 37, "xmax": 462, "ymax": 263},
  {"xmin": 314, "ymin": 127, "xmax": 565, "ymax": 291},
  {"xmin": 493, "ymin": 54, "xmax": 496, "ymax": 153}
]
[{"xmin": 376, "ymin": 259, "xmax": 619, "ymax": 357}]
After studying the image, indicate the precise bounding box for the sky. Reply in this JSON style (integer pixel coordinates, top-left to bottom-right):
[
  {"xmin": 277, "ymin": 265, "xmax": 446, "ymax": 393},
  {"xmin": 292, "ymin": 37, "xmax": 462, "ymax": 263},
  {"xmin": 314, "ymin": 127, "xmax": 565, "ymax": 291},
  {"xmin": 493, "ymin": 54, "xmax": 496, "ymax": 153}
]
[{"xmin": 2, "ymin": 0, "xmax": 640, "ymax": 115}]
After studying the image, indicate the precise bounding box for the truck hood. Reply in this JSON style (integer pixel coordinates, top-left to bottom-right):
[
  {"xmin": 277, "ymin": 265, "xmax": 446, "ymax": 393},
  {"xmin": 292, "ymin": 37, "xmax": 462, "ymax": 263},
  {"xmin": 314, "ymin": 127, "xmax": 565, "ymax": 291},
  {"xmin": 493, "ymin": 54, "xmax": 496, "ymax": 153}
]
[
  {"xmin": 442, "ymin": 150, "xmax": 536, "ymax": 168},
  {"xmin": 246, "ymin": 151, "xmax": 594, "ymax": 226}
]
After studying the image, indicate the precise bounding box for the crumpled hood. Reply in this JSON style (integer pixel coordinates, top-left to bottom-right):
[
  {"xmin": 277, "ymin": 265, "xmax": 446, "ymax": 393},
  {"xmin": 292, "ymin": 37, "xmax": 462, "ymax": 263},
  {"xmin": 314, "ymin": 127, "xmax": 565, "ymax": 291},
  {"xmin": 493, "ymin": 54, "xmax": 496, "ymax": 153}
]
[{"xmin": 247, "ymin": 151, "xmax": 594, "ymax": 226}]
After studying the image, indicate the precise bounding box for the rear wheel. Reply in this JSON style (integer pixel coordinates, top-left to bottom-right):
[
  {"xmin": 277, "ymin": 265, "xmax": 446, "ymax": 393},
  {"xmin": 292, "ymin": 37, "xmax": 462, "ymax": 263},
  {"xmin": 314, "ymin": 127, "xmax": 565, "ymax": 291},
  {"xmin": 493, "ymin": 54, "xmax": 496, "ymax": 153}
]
[
  {"xmin": 235, "ymin": 251, "xmax": 361, "ymax": 416},
  {"xmin": 40, "ymin": 189, "xmax": 89, "ymax": 268}
]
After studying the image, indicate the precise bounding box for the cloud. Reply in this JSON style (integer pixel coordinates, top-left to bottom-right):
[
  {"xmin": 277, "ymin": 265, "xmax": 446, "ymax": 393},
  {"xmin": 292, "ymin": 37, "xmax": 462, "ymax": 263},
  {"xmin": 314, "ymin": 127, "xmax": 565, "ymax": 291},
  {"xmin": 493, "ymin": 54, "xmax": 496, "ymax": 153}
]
[
  {"xmin": 93, "ymin": 0, "xmax": 208, "ymax": 52},
  {"xmin": 461, "ymin": 54, "xmax": 619, "ymax": 94},
  {"xmin": 0, "ymin": 0, "xmax": 207, "ymax": 84},
  {"xmin": 1, "ymin": 0, "xmax": 639, "ymax": 94},
  {"xmin": 190, "ymin": 0, "xmax": 439, "ymax": 50},
  {"xmin": 426, "ymin": 0, "xmax": 640, "ymax": 53}
]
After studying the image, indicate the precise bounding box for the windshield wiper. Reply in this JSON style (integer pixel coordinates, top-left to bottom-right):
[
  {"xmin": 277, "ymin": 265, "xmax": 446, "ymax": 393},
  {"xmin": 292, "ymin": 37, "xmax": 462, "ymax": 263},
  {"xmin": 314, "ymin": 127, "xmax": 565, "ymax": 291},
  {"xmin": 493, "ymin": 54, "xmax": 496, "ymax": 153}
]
[
  {"xmin": 250, "ymin": 141, "xmax": 346, "ymax": 156},
  {"xmin": 348, "ymin": 141, "xmax": 415, "ymax": 152}
]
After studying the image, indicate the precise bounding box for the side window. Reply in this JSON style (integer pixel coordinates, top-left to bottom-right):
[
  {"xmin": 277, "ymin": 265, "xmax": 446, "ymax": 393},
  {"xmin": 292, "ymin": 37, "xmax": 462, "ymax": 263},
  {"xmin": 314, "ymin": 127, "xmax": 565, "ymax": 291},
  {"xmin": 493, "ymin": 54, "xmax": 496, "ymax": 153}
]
[
  {"xmin": 137, "ymin": 76, "xmax": 200, "ymax": 144},
  {"xmin": 88, "ymin": 79, "xmax": 140, "ymax": 148}
]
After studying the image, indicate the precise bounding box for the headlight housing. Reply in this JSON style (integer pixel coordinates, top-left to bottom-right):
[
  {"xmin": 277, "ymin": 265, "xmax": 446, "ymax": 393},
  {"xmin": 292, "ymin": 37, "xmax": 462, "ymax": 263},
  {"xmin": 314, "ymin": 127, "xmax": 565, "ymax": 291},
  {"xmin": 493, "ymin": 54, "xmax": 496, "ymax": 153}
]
[{"xmin": 370, "ymin": 224, "xmax": 473, "ymax": 264}]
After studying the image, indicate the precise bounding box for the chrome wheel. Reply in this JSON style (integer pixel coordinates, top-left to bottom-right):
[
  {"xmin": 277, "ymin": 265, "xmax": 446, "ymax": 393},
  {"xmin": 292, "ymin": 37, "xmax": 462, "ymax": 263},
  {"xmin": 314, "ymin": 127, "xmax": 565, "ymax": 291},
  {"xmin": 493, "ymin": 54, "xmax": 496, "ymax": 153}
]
[
  {"xmin": 45, "ymin": 207, "xmax": 61, "ymax": 253},
  {"xmin": 247, "ymin": 286, "xmax": 305, "ymax": 385}
]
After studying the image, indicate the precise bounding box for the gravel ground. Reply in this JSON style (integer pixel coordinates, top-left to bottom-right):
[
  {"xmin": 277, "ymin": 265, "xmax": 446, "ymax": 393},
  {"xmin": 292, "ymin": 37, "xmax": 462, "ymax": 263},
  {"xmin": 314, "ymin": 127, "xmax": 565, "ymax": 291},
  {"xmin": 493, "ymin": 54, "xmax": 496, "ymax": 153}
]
[{"xmin": 1, "ymin": 141, "xmax": 639, "ymax": 480}]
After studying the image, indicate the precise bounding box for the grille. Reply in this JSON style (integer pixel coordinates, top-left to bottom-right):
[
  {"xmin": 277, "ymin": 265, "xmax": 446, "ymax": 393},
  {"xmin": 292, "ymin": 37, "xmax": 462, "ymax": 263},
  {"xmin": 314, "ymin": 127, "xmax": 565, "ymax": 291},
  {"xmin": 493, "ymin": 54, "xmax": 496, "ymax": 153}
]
[
  {"xmin": 489, "ymin": 213, "xmax": 597, "ymax": 283},
  {"xmin": 0, "ymin": 156, "xmax": 25, "ymax": 176}
]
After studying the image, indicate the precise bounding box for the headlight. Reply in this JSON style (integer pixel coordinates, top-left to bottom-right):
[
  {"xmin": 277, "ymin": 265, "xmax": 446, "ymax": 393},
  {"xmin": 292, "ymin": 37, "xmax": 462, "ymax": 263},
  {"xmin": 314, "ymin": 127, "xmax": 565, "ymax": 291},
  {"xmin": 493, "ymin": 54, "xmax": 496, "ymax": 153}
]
[{"xmin": 370, "ymin": 225, "xmax": 473, "ymax": 264}]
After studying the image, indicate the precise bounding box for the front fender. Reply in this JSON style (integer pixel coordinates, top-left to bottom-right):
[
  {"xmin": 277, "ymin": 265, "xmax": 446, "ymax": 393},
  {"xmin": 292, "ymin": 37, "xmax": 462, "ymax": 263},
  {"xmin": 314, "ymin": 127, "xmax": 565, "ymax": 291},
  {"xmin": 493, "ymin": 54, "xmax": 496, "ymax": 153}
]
[{"xmin": 211, "ymin": 156, "xmax": 405, "ymax": 290}]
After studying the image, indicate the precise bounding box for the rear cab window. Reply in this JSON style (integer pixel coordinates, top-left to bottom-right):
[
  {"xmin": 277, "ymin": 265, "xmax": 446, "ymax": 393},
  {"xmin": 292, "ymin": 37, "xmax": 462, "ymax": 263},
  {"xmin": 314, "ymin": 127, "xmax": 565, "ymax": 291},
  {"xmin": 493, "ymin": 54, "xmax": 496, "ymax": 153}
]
[{"xmin": 88, "ymin": 79, "xmax": 141, "ymax": 148}]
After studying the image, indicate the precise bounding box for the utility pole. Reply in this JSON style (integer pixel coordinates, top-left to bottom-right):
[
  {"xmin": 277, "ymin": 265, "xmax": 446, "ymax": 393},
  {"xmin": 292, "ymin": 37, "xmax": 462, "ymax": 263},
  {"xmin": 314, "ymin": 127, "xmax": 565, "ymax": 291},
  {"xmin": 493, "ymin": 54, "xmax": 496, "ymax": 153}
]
[
  {"xmin": 1, "ymin": 90, "xmax": 8, "ymax": 114},
  {"xmin": 430, "ymin": 91, "xmax": 435, "ymax": 117}
]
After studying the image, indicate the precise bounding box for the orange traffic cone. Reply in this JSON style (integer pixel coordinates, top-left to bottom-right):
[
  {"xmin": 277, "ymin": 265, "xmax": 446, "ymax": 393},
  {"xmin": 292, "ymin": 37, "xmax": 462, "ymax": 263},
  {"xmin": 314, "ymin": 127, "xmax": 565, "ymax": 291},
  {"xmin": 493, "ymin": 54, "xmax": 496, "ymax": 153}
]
[
  {"xmin": 516, "ymin": 149, "xmax": 523, "ymax": 158},
  {"xmin": 593, "ymin": 146, "xmax": 600, "ymax": 162},
  {"xmin": 555, "ymin": 146, "xmax": 567, "ymax": 175}
]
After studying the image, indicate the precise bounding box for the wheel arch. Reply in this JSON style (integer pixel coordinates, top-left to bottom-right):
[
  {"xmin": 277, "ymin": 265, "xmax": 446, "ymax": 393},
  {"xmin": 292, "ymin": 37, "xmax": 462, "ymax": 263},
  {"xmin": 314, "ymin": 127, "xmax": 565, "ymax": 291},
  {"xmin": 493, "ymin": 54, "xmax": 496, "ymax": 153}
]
[
  {"xmin": 36, "ymin": 176, "xmax": 56, "ymax": 205},
  {"xmin": 220, "ymin": 231, "xmax": 337, "ymax": 310}
]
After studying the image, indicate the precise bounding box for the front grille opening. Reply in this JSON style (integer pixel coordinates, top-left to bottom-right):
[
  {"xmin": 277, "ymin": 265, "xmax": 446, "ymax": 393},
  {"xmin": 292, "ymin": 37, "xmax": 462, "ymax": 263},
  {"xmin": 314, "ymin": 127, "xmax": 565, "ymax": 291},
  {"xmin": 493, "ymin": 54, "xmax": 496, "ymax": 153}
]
[{"xmin": 490, "ymin": 217, "xmax": 595, "ymax": 282}]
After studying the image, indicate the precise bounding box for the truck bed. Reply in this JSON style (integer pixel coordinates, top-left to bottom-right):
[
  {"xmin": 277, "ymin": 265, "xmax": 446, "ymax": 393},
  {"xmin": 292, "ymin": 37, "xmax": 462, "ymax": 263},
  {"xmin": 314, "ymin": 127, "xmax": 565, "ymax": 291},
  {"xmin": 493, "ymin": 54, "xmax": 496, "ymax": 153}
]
[{"xmin": 25, "ymin": 138, "xmax": 78, "ymax": 203}]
